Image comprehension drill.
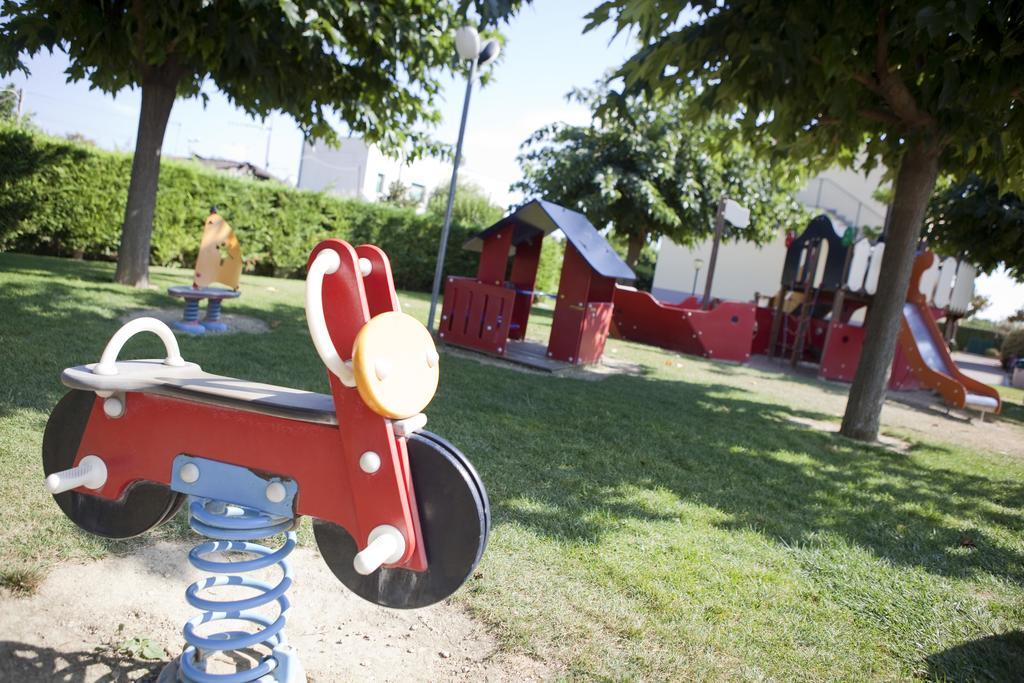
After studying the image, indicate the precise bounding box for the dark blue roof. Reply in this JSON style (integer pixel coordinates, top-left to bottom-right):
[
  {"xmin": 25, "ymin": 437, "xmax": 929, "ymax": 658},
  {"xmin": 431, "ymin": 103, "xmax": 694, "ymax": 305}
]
[{"xmin": 463, "ymin": 199, "xmax": 636, "ymax": 281}]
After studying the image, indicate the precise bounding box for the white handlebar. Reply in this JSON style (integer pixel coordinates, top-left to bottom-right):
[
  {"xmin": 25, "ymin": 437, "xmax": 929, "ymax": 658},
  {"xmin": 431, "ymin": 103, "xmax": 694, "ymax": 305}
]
[
  {"xmin": 93, "ymin": 317, "xmax": 186, "ymax": 376},
  {"xmin": 305, "ymin": 249, "xmax": 356, "ymax": 387}
]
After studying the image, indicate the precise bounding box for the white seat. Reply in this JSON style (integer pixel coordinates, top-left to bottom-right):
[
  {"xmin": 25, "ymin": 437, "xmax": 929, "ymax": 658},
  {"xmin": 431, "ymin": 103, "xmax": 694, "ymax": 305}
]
[{"xmin": 62, "ymin": 360, "xmax": 337, "ymax": 425}]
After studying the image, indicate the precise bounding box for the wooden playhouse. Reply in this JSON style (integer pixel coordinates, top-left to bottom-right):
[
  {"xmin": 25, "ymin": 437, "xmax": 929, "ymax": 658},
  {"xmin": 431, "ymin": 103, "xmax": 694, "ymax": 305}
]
[{"xmin": 439, "ymin": 199, "xmax": 636, "ymax": 368}]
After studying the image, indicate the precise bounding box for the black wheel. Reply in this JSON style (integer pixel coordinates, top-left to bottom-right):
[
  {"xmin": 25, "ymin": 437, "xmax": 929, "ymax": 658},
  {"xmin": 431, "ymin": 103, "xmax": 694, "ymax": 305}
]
[
  {"xmin": 314, "ymin": 432, "xmax": 488, "ymax": 608},
  {"xmin": 414, "ymin": 430, "xmax": 490, "ymax": 546},
  {"xmin": 43, "ymin": 390, "xmax": 185, "ymax": 539}
]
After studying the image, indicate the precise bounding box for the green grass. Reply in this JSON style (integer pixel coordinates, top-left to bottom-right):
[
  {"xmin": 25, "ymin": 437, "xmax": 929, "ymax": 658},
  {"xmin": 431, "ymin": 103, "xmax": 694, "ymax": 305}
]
[{"xmin": 2, "ymin": 252, "xmax": 1023, "ymax": 680}]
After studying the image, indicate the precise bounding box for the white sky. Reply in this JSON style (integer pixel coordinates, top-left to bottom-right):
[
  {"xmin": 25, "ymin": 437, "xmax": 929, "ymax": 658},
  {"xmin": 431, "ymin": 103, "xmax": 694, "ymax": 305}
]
[{"xmin": 4, "ymin": 0, "xmax": 1021, "ymax": 320}]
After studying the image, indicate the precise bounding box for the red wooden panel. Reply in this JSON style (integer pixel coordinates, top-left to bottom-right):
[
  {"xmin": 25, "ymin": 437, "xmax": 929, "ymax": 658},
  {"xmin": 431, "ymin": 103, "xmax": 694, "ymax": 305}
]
[
  {"xmin": 439, "ymin": 278, "xmax": 514, "ymax": 355},
  {"xmin": 477, "ymin": 226, "xmax": 514, "ymax": 285},
  {"xmin": 610, "ymin": 285, "xmax": 755, "ymax": 362},
  {"xmin": 819, "ymin": 322, "xmax": 865, "ymax": 381},
  {"xmin": 548, "ymin": 245, "xmax": 593, "ymax": 364},
  {"xmin": 508, "ymin": 238, "xmax": 542, "ymax": 340},
  {"xmin": 750, "ymin": 306, "xmax": 775, "ymax": 355},
  {"xmin": 578, "ymin": 302, "xmax": 614, "ymax": 364}
]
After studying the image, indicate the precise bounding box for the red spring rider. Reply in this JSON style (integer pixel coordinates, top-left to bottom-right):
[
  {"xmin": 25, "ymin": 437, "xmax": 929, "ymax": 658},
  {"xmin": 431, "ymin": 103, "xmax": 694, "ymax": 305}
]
[{"xmin": 41, "ymin": 239, "xmax": 489, "ymax": 683}]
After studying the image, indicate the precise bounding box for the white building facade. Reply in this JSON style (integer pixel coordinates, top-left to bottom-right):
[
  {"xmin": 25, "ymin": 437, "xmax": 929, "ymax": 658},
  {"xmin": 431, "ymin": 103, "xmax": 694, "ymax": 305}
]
[
  {"xmin": 651, "ymin": 166, "xmax": 889, "ymax": 304},
  {"xmin": 297, "ymin": 138, "xmax": 505, "ymax": 212}
]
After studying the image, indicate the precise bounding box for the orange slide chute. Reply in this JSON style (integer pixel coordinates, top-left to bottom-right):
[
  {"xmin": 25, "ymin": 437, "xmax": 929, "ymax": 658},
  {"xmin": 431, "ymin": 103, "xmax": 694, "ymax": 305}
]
[{"xmin": 896, "ymin": 253, "xmax": 1001, "ymax": 414}]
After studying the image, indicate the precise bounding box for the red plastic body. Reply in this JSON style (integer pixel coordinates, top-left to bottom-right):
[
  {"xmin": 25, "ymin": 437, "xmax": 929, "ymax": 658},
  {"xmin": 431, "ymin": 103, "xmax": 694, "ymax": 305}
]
[
  {"xmin": 609, "ymin": 286, "xmax": 756, "ymax": 363},
  {"xmin": 548, "ymin": 245, "xmax": 617, "ymax": 364},
  {"xmin": 68, "ymin": 239, "xmax": 428, "ymax": 572}
]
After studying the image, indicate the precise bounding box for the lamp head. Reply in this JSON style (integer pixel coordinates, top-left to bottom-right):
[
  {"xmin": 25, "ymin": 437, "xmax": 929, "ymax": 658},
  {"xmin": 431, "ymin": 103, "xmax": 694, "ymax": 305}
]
[
  {"xmin": 454, "ymin": 26, "xmax": 480, "ymax": 61},
  {"xmin": 477, "ymin": 39, "xmax": 501, "ymax": 67}
]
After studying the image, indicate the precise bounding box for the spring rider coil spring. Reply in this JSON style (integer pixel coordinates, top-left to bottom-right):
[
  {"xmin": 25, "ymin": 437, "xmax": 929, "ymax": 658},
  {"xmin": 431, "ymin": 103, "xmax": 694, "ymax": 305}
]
[{"xmin": 164, "ymin": 497, "xmax": 303, "ymax": 683}]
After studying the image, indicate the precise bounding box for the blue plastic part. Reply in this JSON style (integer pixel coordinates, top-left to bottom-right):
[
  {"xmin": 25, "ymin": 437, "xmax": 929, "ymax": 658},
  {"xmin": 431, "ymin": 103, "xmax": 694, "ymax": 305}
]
[
  {"xmin": 176, "ymin": 497, "xmax": 305, "ymax": 683},
  {"xmin": 170, "ymin": 455, "xmax": 298, "ymax": 518},
  {"xmin": 201, "ymin": 298, "xmax": 229, "ymax": 333},
  {"xmin": 174, "ymin": 298, "xmax": 207, "ymax": 335}
]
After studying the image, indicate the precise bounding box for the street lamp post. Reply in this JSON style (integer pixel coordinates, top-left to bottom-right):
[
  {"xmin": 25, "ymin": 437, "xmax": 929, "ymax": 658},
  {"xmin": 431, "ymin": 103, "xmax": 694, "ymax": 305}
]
[
  {"xmin": 426, "ymin": 27, "xmax": 500, "ymax": 333},
  {"xmin": 691, "ymin": 257, "xmax": 705, "ymax": 296}
]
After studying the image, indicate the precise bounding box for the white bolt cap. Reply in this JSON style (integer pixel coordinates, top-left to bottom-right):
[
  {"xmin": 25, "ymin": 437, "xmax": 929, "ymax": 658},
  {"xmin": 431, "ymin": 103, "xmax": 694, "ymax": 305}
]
[
  {"xmin": 103, "ymin": 396, "xmax": 125, "ymax": 418},
  {"xmin": 358, "ymin": 257, "xmax": 372, "ymax": 276},
  {"xmin": 266, "ymin": 481, "xmax": 287, "ymax": 503},
  {"xmin": 353, "ymin": 525, "xmax": 406, "ymax": 575},
  {"xmin": 359, "ymin": 451, "xmax": 381, "ymax": 474},
  {"xmin": 179, "ymin": 462, "xmax": 200, "ymax": 484},
  {"xmin": 45, "ymin": 455, "xmax": 108, "ymax": 494},
  {"xmin": 374, "ymin": 358, "xmax": 391, "ymax": 381}
]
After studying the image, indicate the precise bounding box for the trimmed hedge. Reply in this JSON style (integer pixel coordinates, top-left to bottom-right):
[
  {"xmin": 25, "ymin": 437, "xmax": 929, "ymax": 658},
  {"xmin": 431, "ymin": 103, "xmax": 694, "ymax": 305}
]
[
  {"xmin": 1001, "ymin": 328, "xmax": 1024, "ymax": 369},
  {"xmin": 0, "ymin": 125, "xmax": 503, "ymax": 291},
  {"xmin": 955, "ymin": 324, "xmax": 1002, "ymax": 355}
]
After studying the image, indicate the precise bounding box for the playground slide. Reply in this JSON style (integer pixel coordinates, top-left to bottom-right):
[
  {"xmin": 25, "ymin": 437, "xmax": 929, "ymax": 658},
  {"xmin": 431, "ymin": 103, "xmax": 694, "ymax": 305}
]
[{"xmin": 898, "ymin": 300, "xmax": 1001, "ymax": 413}]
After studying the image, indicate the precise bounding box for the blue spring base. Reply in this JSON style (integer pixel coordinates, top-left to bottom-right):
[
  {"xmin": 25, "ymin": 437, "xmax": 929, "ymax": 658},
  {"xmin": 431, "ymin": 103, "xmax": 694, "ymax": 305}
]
[
  {"xmin": 173, "ymin": 298, "xmax": 207, "ymax": 336},
  {"xmin": 157, "ymin": 645, "xmax": 303, "ymax": 683},
  {"xmin": 201, "ymin": 298, "xmax": 228, "ymax": 333},
  {"xmin": 159, "ymin": 496, "xmax": 306, "ymax": 683}
]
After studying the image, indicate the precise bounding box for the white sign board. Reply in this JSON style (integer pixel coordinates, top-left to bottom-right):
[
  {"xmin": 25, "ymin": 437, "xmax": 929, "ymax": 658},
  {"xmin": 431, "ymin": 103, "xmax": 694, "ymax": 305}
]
[{"xmin": 723, "ymin": 199, "xmax": 751, "ymax": 228}]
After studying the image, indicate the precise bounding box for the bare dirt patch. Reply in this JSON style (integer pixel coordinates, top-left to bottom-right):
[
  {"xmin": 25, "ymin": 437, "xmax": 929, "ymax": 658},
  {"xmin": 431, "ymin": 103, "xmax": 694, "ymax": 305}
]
[
  {"xmin": 785, "ymin": 415, "xmax": 911, "ymax": 453},
  {"xmin": 742, "ymin": 355, "xmax": 1024, "ymax": 460},
  {"xmin": 0, "ymin": 542, "xmax": 550, "ymax": 682}
]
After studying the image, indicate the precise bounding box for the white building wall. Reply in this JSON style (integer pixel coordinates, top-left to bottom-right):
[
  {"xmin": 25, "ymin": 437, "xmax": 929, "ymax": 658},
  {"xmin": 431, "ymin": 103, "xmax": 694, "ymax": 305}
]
[
  {"xmin": 298, "ymin": 138, "xmax": 507, "ymax": 213},
  {"xmin": 652, "ymin": 231, "xmax": 789, "ymax": 303},
  {"xmin": 652, "ymin": 166, "xmax": 888, "ymax": 303},
  {"xmin": 297, "ymin": 138, "xmax": 369, "ymax": 198}
]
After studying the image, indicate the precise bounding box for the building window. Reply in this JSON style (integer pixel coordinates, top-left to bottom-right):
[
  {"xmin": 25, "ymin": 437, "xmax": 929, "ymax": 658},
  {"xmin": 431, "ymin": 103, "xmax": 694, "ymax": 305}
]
[
  {"xmin": 410, "ymin": 183, "xmax": 426, "ymax": 204},
  {"xmin": 375, "ymin": 173, "xmax": 386, "ymax": 194}
]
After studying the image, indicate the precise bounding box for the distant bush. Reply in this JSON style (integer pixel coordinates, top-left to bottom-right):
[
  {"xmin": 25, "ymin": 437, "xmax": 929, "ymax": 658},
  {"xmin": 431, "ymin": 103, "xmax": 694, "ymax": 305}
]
[
  {"xmin": 0, "ymin": 125, "xmax": 491, "ymax": 290},
  {"xmin": 955, "ymin": 323, "xmax": 1002, "ymax": 355},
  {"xmin": 1000, "ymin": 328, "xmax": 1024, "ymax": 370}
]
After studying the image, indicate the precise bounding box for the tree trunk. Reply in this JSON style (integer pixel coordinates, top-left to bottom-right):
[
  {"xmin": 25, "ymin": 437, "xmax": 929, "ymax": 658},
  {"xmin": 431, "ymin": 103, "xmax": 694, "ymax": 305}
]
[
  {"xmin": 625, "ymin": 231, "xmax": 647, "ymax": 269},
  {"xmin": 840, "ymin": 136, "xmax": 940, "ymax": 441},
  {"xmin": 114, "ymin": 65, "xmax": 179, "ymax": 287}
]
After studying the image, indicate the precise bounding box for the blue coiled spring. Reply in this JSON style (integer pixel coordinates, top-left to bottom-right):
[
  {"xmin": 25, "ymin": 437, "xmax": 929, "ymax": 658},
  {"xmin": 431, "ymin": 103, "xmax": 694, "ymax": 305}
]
[{"xmin": 179, "ymin": 497, "xmax": 298, "ymax": 683}]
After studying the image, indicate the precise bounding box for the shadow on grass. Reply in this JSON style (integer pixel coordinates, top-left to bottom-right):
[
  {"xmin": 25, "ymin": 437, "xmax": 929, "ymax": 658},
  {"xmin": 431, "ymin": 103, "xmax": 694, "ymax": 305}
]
[
  {"xmin": 926, "ymin": 630, "xmax": 1024, "ymax": 680},
  {"xmin": 433, "ymin": 359, "xmax": 1024, "ymax": 586},
  {"xmin": 0, "ymin": 256, "xmax": 326, "ymax": 418}
]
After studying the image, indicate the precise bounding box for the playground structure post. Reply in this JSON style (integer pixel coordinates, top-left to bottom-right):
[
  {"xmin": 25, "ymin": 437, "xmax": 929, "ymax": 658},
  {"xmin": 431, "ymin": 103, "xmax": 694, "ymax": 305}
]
[{"xmin": 701, "ymin": 199, "xmax": 726, "ymax": 310}]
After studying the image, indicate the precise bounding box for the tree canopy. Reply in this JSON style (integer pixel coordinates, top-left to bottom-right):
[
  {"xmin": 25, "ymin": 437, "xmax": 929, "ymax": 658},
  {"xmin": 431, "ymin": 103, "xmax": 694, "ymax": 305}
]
[
  {"xmin": 0, "ymin": 1, "xmax": 520, "ymax": 154},
  {"xmin": 426, "ymin": 179, "xmax": 504, "ymax": 229},
  {"xmin": 0, "ymin": 84, "xmax": 17, "ymax": 122},
  {"xmin": 585, "ymin": 0, "xmax": 1024, "ymax": 441},
  {"xmin": 0, "ymin": 0, "xmax": 522, "ymax": 285},
  {"xmin": 587, "ymin": 1, "xmax": 1024, "ymax": 189},
  {"xmin": 925, "ymin": 176, "xmax": 1024, "ymax": 281},
  {"xmin": 513, "ymin": 83, "xmax": 807, "ymax": 267}
]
